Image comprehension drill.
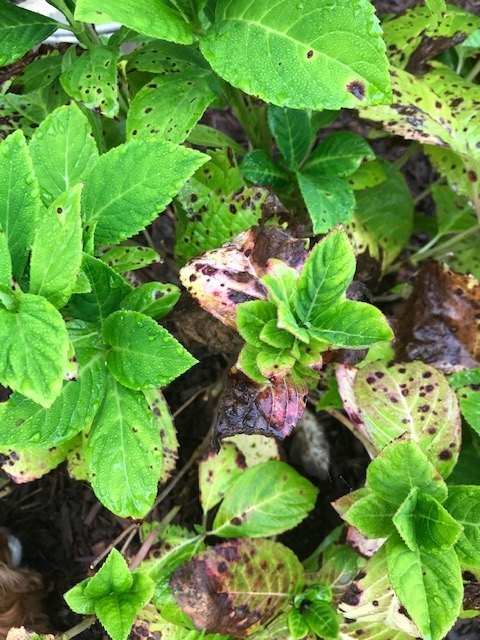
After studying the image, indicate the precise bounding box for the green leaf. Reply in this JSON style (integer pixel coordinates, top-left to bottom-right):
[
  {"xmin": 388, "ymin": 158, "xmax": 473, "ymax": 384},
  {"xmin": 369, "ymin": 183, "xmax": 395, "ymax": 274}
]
[
  {"xmin": 257, "ymin": 345, "xmax": 296, "ymax": 379},
  {"xmin": 171, "ymin": 539, "xmax": 304, "ymax": 637},
  {"xmin": 66, "ymin": 254, "xmax": 132, "ymax": 325},
  {"xmin": 75, "ymin": 0, "xmax": 195, "ymax": 44},
  {"xmin": 144, "ymin": 388, "xmax": 179, "ymax": 482},
  {"xmin": 86, "ymin": 376, "xmax": 163, "ymax": 518},
  {"xmin": 0, "ymin": 0, "xmax": 57, "ymax": 67},
  {"xmin": 259, "ymin": 320, "xmax": 295, "ymax": 350},
  {"xmin": 120, "ymin": 283, "xmax": 180, "ymax": 320},
  {"xmin": 0, "ymin": 231, "xmax": 12, "ymax": 287},
  {"xmin": 29, "ymin": 185, "xmax": 83, "ymax": 309},
  {"xmin": 426, "ymin": 0, "xmax": 446, "ymax": 16},
  {"xmin": 127, "ymin": 70, "xmax": 216, "ymax": 144},
  {"xmin": 81, "ymin": 139, "xmax": 207, "ymax": 246},
  {"xmin": 444, "ymin": 485, "xmax": 480, "ymax": 570},
  {"xmin": 188, "ymin": 124, "xmax": 247, "ymax": 156},
  {"xmin": 240, "ymin": 150, "xmax": 290, "ymax": 188},
  {"xmin": 345, "ymin": 361, "xmax": 461, "ymax": 476},
  {"xmin": 236, "ymin": 343, "xmax": 268, "ymax": 384},
  {"xmin": 99, "ymin": 245, "xmax": 159, "ymax": 274},
  {"xmin": 386, "ymin": 532, "xmax": 463, "ymax": 640},
  {"xmin": 0, "ymin": 292, "xmax": 69, "ymax": 407},
  {"xmin": 449, "ymin": 368, "xmax": 480, "ymax": 389},
  {"xmin": 349, "ymin": 160, "xmax": 414, "ymax": 270},
  {"xmin": 199, "ymin": 442, "xmax": 246, "ymax": 513},
  {"xmin": 13, "ymin": 52, "xmax": 62, "ymax": 93},
  {"xmin": 335, "ymin": 488, "xmax": 397, "ymax": 539},
  {"xmin": 432, "ymin": 183, "xmax": 476, "ymax": 238},
  {"xmin": 0, "ymin": 352, "xmax": 106, "ymax": 450},
  {"xmin": 60, "ymin": 47, "xmax": 119, "ymax": 119},
  {"xmin": 294, "ymin": 229, "xmax": 355, "ymax": 325},
  {"xmin": 0, "ymin": 130, "xmax": 42, "ymax": 280},
  {"xmin": 297, "ymin": 171, "xmax": 356, "ymax": 235},
  {"xmin": 346, "ymin": 158, "xmax": 387, "ymax": 190},
  {"xmin": 288, "ymin": 607, "xmax": 310, "ymax": 640},
  {"xmin": 126, "ymin": 40, "xmax": 207, "ymax": 75},
  {"xmin": 367, "ymin": 441, "xmax": 448, "ymax": 507},
  {"xmin": 304, "ymin": 601, "xmax": 339, "ymax": 640},
  {"xmin": 103, "ymin": 309, "xmax": 197, "ymax": 390},
  {"xmin": 200, "ymin": 0, "xmax": 391, "ymax": 110},
  {"xmin": 29, "ymin": 104, "xmax": 99, "ymax": 206},
  {"xmin": 65, "ymin": 549, "xmax": 154, "ymax": 640},
  {"xmin": 304, "ymin": 131, "xmax": 374, "ymax": 177},
  {"xmin": 310, "ymin": 299, "xmax": 393, "ymax": 348},
  {"xmin": 212, "ymin": 460, "xmax": 317, "ymax": 537},
  {"xmin": 236, "ymin": 300, "xmax": 277, "ymax": 347},
  {"xmin": 457, "ymin": 387, "xmax": 480, "ymax": 436},
  {"xmin": 392, "ymin": 487, "xmax": 463, "ymax": 553},
  {"xmin": 267, "ymin": 105, "xmax": 312, "ymax": 168}
]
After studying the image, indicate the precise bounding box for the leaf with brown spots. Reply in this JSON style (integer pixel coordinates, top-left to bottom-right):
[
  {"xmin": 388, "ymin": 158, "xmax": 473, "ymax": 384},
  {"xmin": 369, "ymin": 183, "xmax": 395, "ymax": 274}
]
[
  {"xmin": 199, "ymin": 442, "xmax": 247, "ymax": 513},
  {"xmin": 336, "ymin": 360, "xmax": 461, "ymax": 477},
  {"xmin": 170, "ymin": 539, "xmax": 304, "ymax": 638},
  {"xmin": 213, "ymin": 370, "xmax": 308, "ymax": 443},
  {"xmin": 395, "ymin": 261, "xmax": 480, "ymax": 372}
]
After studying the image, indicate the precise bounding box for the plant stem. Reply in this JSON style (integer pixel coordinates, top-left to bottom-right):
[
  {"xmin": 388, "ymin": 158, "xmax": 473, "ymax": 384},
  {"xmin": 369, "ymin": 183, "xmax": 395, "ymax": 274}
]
[
  {"xmin": 223, "ymin": 84, "xmax": 263, "ymax": 151},
  {"xmin": 58, "ymin": 615, "xmax": 96, "ymax": 640},
  {"xmin": 325, "ymin": 409, "xmax": 377, "ymax": 459},
  {"xmin": 410, "ymin": 224, "xmax": 480, "ymax": 264},
  {"xmin": 466, "ymin": 57, "xmax": 480, "ymax": 83},
  {"xmin": 394, "ymin": 142, "xmax": 420, "ymax": 169},
  {"xmin": 413, "ymin": 177, "xmax": 442, "ymax": 205}
]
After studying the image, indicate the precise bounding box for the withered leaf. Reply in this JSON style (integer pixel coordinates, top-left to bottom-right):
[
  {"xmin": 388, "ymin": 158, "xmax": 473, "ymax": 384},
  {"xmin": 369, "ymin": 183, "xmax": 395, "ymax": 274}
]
[
  {"xmin": 213, "ymin": 371, "xmax": 308, "ymax": 444},
  {"xmin": 170, "ymin": 539, "xmax": 304, "ymax": 638},
  {"xmin": 395, "ymin": 261, "xmax": 480, "ymax": 372}
]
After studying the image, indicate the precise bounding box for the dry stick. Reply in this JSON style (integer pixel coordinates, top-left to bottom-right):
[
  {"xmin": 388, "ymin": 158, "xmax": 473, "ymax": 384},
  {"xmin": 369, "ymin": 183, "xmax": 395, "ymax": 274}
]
[
  {"xmin": 90, "ymin": 523, "xmax": 139, "ymax": 570},
  {"xmin": 120, "ymin": 524, "xmax": 141, "ymax": 557},
  {"xmin": 57, "ymin": 615, "xmax": 97, "ymax": 640},
  {"xmin": 129, "ymin": 504, "xmax": 181, "ymax": 571},
  {"xmin": 172, "ymin": 384, "xmax": 212, "ymax": 418}
]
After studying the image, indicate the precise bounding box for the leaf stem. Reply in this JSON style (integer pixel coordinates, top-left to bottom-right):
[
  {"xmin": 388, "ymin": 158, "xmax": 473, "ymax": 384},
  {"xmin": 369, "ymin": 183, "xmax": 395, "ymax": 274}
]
[
  {"xmin": 57, "ymin": 615, "xmax": 96, "ymax": 640},
  {"xmin": 466, "ymin": 57, "xmax": 480, "ymax": 83}
]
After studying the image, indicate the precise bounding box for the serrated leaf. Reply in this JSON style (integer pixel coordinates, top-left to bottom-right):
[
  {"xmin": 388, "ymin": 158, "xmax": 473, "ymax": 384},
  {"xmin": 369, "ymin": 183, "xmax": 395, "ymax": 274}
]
[
  {"xmin": 386, "ymin": 532, "xmax": 463, "ymax": 640},
  {"xmin": 304, "ymin": 131, "xmax": 374, "ymax": 177},
  {"xmin": 392, "ymin": 487, "xmax": 463, "ymax": 553},
  {"xmin": 199, "ymin": 442, "xmax": 246, "ymax": 513},
  {"xmin": 86, "ymin": 376, "xmax": 163, "ymax": 518},
  {"xmin": 60, "ymin": 47, "xmax": 119, "ymax": 119},
  {"xmin": 444, "ymin": 485, "xmax": 480, "ymax": 570},
  {"xmin": 457, "ymin": 387, "xmax": 480, "ymax": 436},
  {"xmin": 29, "ymin": 185, "xmax": 83, "ymax": 309},
  {"xmin": 260, "ymin": 320, "xmax": 295, "ymax": 350},
  {"xmin": 99, "ymin": 245, "xmax": 159, "ymax": 274},
  {"xmin": 120, "ymin": 283, "xmax": 180, "ymax": 320},
  {"xmin": 334, "ymin": 488, "xmax": 396, "ymax": 539},
  {"xmin": 340, "ymin": 361, "xmax": 461, "ymax": 476},
  {"xmin": 29, "ymin": 104, "xmax": 99, "ymax": 205},
  {"xmin": 309, "ymin": 299, "xmax": 393, "ymax": 348},
  {"xmin": 126, "ymin": 40, "xmax": 207, "ymax": 74},
  {"xmin": 297, "ymin": 172, "xmax": 356, "ymax": 235},
  {"xmin": 236, "ymin": 300, "xmax": 277, "ymax": 347},
  {"xmin": 257, "ymin": 345, "xmax": 296, "ymax": 379},
  {"xmin": 144, "ymin": 388, "xmax": 178, "ymax": 482},
  {"xmin": 240, "ymin": 150, "xmax": 289, "ymax": 188},
  {"xmin": 75, "ymin": 0, "xmax": 194, "ymax": 44},
  {"xmin": 0, "ymin": 231, "xmax": 12, "ymax": 287},
  {"xmin": 237, "ymin": 343, "xmax": 268, "ymax": 383},
  {"xmin": 212, "ymin": 460, "xmax": 317, "ymax": 537},
  {"xmin": 294, "ymin": 229, "xmax": 355, "ymax": 325},
  {"xmin": 0, "ymin": 354, "xmax": 106, "ymax": 450},
  {"xmin": 0, "ymin": 292, "xmax": 69, "ymax": 407},
  {"xmin": 304, "ymin": 601, "xmax": 339, "ymax": 640},
  {"xmin": 0, "ymin": 436, "xmax": 79, "ymax": 483},
  {"xmin": 81, "ymin": 138, "xmax": 207, "ymax": 246},
  {"xmin": 66, "ymin": 254, "xmax": 132, "ymax": 325},
  {"xmin": 0, "ymin": 130, "xmax": 42, "ymax": 280},
  {"xmin": 367, "ymin": 441, "xmax": 448, "ymax": 507},
  {"xmin": 127, "ymin": 70, "xmax": 215, "ymax": 144},
  {"xmin": 103, "ymin": 309, "xmax": 196, "ymax": 390},
  {"xmin": 200, "ymin": 0, "xmax": 391, "ymax": 110},
  {"xmin": 14, "ymin": 52, "xmax": 62, "ymax": 92},
  {"xmin": 0, "ymin": 0, "xmax": 57, "ymax": 67},
  {"xmin": 171, "ymin": 539, "xmax": 304, "ymax": 637},
  {"xmin": 267, "ymin": 105, "xmax": 312, "ymax": 169}
]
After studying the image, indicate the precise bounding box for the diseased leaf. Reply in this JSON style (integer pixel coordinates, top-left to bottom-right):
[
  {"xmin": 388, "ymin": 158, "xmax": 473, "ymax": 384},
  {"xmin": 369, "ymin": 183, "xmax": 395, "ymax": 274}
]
[
  {"xmin": 29, "ymin": 104, "xmax": 99, "ymax": 206},
  {"xmin": 75, "ymin": 0, "xmax": 194, "ymax": 44},
  {"xmin": 214, "ymin": 371, "xmax": 307, "ymax": 442},
  {"xmin": 144, "ymin": 388, "xmax": 179, "ymax": 482},
  {"xmin": 457, "ymin": 387, "xmax": 480, "ymax": 436},
  {"xmin": 0, "ymin": 1, "xmax": 57, "ymax": 67},
  {"xmin": 86, "ymin": 376, "xmax": 163, "ymax": 518},
  {"xmin": 199, "ymin": 442, "xmax": 246, "ymax": 513},
  {"xmin": 212, "ymin": 460, "xmax": 317, "ymax": 538},
  {"xmin": 267, "ymin": 106, "xmax": 312, "ymax": 169},
  {"xmin": 171, "ymin": 539, "xmax": 304, "ymax": 637},
  {"xmin": 120, "ymin": 283, "xmax": 180, "ymax": 320},
  {"xmin": 200, "ymin": 0, "xmax": 391, "ymax": 110},
  {"xmin": 99, "ymin": 246, "xmax": 159, "ymax": 274},
  {"xmin": 81, "ymin": 139, "xmax": 207, "ymax": 246},
  {"xmin": 126, "ymin": 40, "xmax": 207, "ymax": 75},
  {"xmin": 103, "ymin": 310, "xmax": 197, "ymax": 390},
  {"xmin": 0, "ymin": 437, "xmax": 80, "ymax": 484},
  {"xmin": 444, "ymin": 485, "xmax": 480, "ymax": 571}
]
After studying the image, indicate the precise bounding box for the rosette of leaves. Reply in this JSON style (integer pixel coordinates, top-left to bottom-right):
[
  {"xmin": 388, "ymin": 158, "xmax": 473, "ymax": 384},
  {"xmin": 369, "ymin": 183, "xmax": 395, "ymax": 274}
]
[{"xmin": 0, "ymin": 106, "xmax": 208, "ymax": 518}]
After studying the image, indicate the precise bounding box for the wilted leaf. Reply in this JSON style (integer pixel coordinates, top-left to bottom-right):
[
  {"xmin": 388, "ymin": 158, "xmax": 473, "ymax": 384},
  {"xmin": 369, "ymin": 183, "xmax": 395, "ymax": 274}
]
[{"xmin": 171, "ymin": 539, "xmax": 304, "ymax": 637}]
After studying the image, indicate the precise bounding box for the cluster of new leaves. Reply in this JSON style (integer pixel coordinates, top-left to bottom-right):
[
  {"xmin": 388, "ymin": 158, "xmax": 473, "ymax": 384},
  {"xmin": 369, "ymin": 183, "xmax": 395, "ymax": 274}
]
[
  {"xmin": 288, "ymin": 584, "xmax": 340, "ymax": 640},
  {"xmin": 0, "ymin": 106, "xmax": 207, "ymax": 518}
]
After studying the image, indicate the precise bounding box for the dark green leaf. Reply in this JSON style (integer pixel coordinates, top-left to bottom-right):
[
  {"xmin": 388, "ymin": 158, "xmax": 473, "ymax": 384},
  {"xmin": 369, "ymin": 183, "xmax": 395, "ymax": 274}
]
[
  {"xmin": 241, "ymin": 150, "xmax": 289, "ymax": 188},
  {"xmin": 304, "ymin": 131, "xmax": 374, "ymax": 177},
  {"xmin": 268, "ymin": 105, "xmax": 312, "ymax": 168},
  {"xmin": 297, "ymin": 171, "xmax": 356, "ymax": 234},
  {"xmin": 304, "ymin": 601, "xmax": 339, "ymax": 640}
]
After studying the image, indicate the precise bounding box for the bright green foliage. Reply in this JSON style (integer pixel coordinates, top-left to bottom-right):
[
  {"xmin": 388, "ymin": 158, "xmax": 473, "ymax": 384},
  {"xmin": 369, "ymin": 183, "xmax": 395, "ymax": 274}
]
[
  {"xmin": 267, "ymin": 106, "xmax": 312, "ymax": 169},
  {"xmin": 61, "ymin": 47, "xmax": 119, "ymax": 119},
  {"xmin": 199, "ymin": 442, "xmax": 246, "ymax": 513},
  {"xmin": 126, "ymin": 40, "xmax": 208, "ymax": 75},
  {"xmin": 86, "ymin": 376, "xmax": 163, "ymax": 518},
  {"xmin": 75, "ymin": 0, "xmax": 195, "ymax": 44},
  {"xmin": 99, "ymin": 246, "xmax": 159, "ymax": 274},
  {"xmin": 200, "ymin": 0, "xmax": 391, "ymax": 110},
  {"xmin": 241, "ymin": 150, "xmax": 290, "ymax": 188},
  {"xmin": 120, "ymin": 283, "xmax": 180, "ymax": 320},
  {"xmin": 103, "ymin": 310, "xmax": 197, "ymax": 390},
  {"xmin": 287, "ymin": 607, "xmax": 310, "ymax": 640},
  {"xmin": 432, "ymin": 183, "xmax": 476, "ymax": 238},
  {"xmin": 29, "ymin": 105, "xmax": 99, "ymax": 205},
  {"xmin": 0, "ymin": 291, "xmax": 69, "ymax": 407},
  {"xmin": 0, "ymin": 130, "xmax": 42, "ymax": 281},
  {"xmin": 304, "ymin": 131, "xmax": 374, "ymax": 177},
  {"xmin": 297, "ymin": 172, "xmax": 356, "ymax": 234},
  {"xmin": 144, "ymin": 388, "xmax": 179, "ymax": 482},
  {"xmin": 445, "ymin": 485, "xmax": 480, "ymax": 570},
  {"xmin": 0, "ymin": 0, "xmax": 57, "ymax": 67},
  {"xmin": 456, "ymin": 387, "xmax": 480, "ymax": 435},
  {"xmin": 81, "ymin": 138, "xmax": 207, "ymax": 246},
  {"xmin": 304, "ymin": 600, "xmax": 339, "ymax": 639},
  {"xmin": 212, "ymin": 460, "xmax": 317, "ymax": 537},
  {"xmin": 290, "ymin": 583, "xmax": 339, "ymax": 640},
  {"xmin": 29, "ymin": 185, "xmax": 83, "ymax": 309},
  {"xmin": 386, "ymin": 533, "xmax": 463, "ymax": 640},
  {"xmin": 0, "ymin": 232, "xmax": 11, "ymax": 287},
  {"xmin": 65, "ymin": 549, "xmax": 155, "ymax": 640},
  {"xmin": 127, "ymin": 70, "xmax": 216, "ymax": 144}
]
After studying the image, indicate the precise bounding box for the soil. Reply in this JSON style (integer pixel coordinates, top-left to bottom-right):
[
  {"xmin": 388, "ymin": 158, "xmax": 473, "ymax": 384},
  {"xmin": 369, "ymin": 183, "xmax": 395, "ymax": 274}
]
[{"xmin": 1, "ymin": 2, "xmax": 479, "ymax": 639}]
